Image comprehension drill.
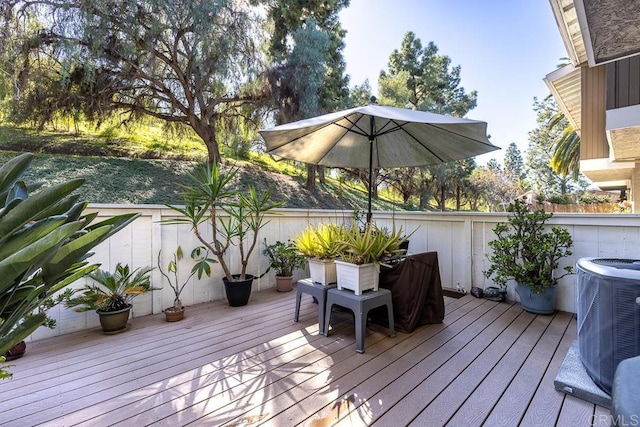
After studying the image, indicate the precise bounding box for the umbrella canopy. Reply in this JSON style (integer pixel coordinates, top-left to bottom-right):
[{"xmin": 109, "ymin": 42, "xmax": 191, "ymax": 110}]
[{"xmin": 260, "ymin": 103, "xmax": 500, "ymax": 218}]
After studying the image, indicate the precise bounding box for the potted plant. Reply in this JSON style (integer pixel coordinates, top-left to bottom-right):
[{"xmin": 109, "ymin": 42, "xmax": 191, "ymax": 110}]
[
  {"xmin": 293, "ymin": 223, "xmax": 344, "ymax": 285},
  {"xmin": 262, "ymin": 239, "xmax": 306, "ymax": 292},
  {"xmin": 0, "ymin": 153, "xmax": 140, "ymax": 379},
  {"xmin": 65, "ymin": 263, "xmax": 157, "ymax": 333},
  {"xmin": 484, "ymin": 197, "xmax": 574, "ymax": 314},
  {"xmin": 157, "ymin": 246, "xmax": 214, "ymax": 321},
  {"xmin": 164, "ymin": 162, "xmax": 283, "ymax": 307},
  {"xmin": 334, "ymin": 221, "xmax": 407, "ymax": 295}
]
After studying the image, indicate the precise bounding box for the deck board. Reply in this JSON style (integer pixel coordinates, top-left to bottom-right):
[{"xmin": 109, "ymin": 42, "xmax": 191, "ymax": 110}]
[
  {"xmin": 520, "ymin": 316, "xmax": 576, "ymax": 427},
  {"xmin": 407, "ymin": 304, "xmax": 534, "ymax": 425},
  {"xmin": 0, "ymin": 286, "xmax": 608, "ymax": 426},
  {"xmin": 483, "ymin": 311, "xmax": 574, "ymax": 426}
]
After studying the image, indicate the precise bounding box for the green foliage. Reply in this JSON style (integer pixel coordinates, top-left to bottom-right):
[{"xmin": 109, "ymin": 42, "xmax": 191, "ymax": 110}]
[
  {"xmin": 0, "ymin": 152, "xmax": 140, "ymax": 378},
  {"xmin": 293, "ymin": 223, "xmax": 344, "ymax": 259},
  {"xmin": 266, "ymin": 0, "xmax": 350, "ymax": 114},
  {"xmin": 503, "ymin": 142, "xmax": 526, "ymax": 182},
  {"xmin": 549, "ymin": 110, "xmax": 581, "ymax": 179},
  {"xmin": 262, "ymin": 239, "xmax": 305, "ymax": 277},
  {"xmin": 64, "ymin": 263, "xmax": 156, "ymax": 312},
  {"xmin": 484, "ymin": 197, "xmax": 574, "ymax": 294},
  {"xmin": 157, "ymin": 246, "xmax": 214, "ymax": 309},
  {"xmin": 8, "ymin": 0, "xmax": 267, "ymax": 164},
  {"xmin": 163, "ymin": 162, "xmax": 284, "ymax": 281},
  {"xmin": 579, "ymin": 192, "xmax": 612, "ymax": 204},
  {"xmin": 337, "ymin": 221, "xmax": 408, "ymax": 267},
  {"xmin": 546, "ymin": 194, "xmax": 572, "ymax": 204},
  {"xmin": 380, "ymin": 32, "xmax": 477, "ymax": 116},
  {"xmin": 526, "ymin": 96, "xmax": 589, "ymax": 198},
  {"xmin": 378, "ymin": 31, "xmax": 479, "ymax": 209},
  {"xmin": 467, "ymin": 166, "xmax": 519, "ymax": 212}
]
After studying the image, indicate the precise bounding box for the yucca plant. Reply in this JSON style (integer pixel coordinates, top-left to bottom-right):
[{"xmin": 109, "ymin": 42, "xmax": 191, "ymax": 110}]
[
  {"xmin": 0, "ymin": 152, "xmax": 140, "ymax": 379},
  {"xmin": 164, "ymin": 162, "xmax": 284, "ymax": 281},
  {"xmin": 64, "ymin": 264, "xmax": 157, "ymax": 312}
]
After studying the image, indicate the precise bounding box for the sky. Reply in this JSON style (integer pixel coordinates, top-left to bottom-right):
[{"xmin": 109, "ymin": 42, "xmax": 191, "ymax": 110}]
[{"xmin": 338, "ymin": 0, "xmax": 568, "ymax": 165}]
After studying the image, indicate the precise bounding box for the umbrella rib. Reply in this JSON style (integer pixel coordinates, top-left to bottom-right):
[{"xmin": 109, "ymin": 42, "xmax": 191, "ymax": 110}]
[
  {"xmin": 374, "ymin": 120, "xmax": 406, "ymax": 137},
  {"xmin": 335, "ymin": 116, "xmax": 370, "ymax": 138},
  {"xmin": 425, "ymin": 122, "xmax": 497, "ymax": 148},
  {"xmin": 311, "ymin": 114, "xmax": 369, "ymax": 165},
  {"xmin": 386, "ymin": 120, "xmax": 446, "ymax": 162},
  {"xmin": 388, "ymin": 120, "xmax": 496, "ymax": 163}
]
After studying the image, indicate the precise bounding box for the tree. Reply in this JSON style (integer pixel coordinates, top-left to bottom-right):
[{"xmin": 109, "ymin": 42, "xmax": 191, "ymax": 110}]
[
  {"xmin": 384, "ymin": 167, "xmax": 419, "ymax": 204},
  {"xmin": 504, "ymin": 142, "xmax": 526, "ymax": 181},
  {"xmin": 9, "ymin": 0, "xmax": 267, "ymax": 164},
  {"xmin": 467, "ymin": 166, "xmax": 519, "ymax": 211},
  {"xmin": 526, "ymin": 96, "xmax": 588, "ymax": 198},
  {"xmin": 549, "ymin": 111, "xmax": 581, "ymax": 179},
  {"xmin": 265, "ymin": 0, "xmax": 350, "ymax": 190},
  {"xmin": 486, "ymin": 158, "xmax": 501, "ymax": 171},
  {"xmin": 347, "ymin": 79, "xmax": 373, "ymax": 108},
  {"xmin": 378, "ymin": 32, "xmax": 478, "ymax": 210},
  {"xmin": 424, "ymin": 159, "xmax": 476, "ymax": 211},
  {"xmin": 380, "ymin": 32, "xmax": 477, "ymax": 116}
]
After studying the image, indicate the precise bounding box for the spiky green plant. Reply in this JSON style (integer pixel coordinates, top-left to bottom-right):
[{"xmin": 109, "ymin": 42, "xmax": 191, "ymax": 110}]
[
  {"xmin": 293, "ymin": 223, "xmax": 344, "ymax": 259},
  {"xmin": 64, "ymin": 263, "xmax": 157, "ymax": 312},
  {"xmin": 0, "ymin": 152, "xmax": 140, "ymax": 379},
  {"xmin": 163, "ymin": 162, "xmax": 284, "ymax": 281},
  {"xmin": 338, "ymin": 221, "xmax": 407, "ymax": 268}
]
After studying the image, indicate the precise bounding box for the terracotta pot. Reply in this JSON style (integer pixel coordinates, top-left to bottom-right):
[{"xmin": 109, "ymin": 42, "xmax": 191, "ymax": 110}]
[
  {"xmin": 164, "ymin": 306, "xmax": 185, "ymax": 322},
  {"xmin": 222, "ymin": 274, "xmax": 254, "ymax": 307},
  {"xmin": 97, "ymin": 305, "xmax": 131, "ymax": 333},
  {"xmin": 275, "ymin": 275, "xmax": 294, "ymax": 292},
  {"xmin": 4, "ymin": 341, "xmax": 26, "ymax": 361}
]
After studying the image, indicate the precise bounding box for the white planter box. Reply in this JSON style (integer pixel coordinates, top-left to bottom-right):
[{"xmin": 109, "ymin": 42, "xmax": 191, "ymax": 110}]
[
  {"xmin": 335, "ymin": 260, "xmax": 379, "ymax": 295},
  {"xmin": 308, "ymin": 258, "xmax": 337, "ymax": 285}
]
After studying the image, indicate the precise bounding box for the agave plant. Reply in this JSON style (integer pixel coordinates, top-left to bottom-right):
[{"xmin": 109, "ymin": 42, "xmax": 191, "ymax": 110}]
[
  {"xmin": 64, "ymin": 263, "xmax": 156, "ymax": 312},
  {"xmin": 338, "ymin": 221, "xmax": 408, "ymax": 267},
  {"xmin": 293, "ymin": 223, "xmax": 344, "ymax": 259},
  {"xmin": 0, "ymin": 153, "xmax": 140, "ymax": 379}
]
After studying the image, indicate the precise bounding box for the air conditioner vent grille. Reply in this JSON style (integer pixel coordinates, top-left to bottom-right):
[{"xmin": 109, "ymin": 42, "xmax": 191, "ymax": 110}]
[{"xmin": 576, "ymin": 257, "xmax": 640, "ymax": 395}]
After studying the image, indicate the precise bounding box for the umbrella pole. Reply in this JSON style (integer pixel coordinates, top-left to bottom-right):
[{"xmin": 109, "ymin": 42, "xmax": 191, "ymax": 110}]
[{"xmin": 367, "ymin": 133, "xmax": 374, "ymax": 224}]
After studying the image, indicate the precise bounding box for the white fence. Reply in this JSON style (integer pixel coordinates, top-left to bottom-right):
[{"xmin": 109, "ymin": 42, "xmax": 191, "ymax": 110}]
[{"xmin": 32, "ymin": 204, "xmax": 640, "ymax": 340}]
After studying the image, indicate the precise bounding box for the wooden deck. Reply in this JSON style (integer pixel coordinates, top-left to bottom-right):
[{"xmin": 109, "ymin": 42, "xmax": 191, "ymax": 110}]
[{"xmin": 1, "ymin": 287, "xmax": 610, "ymax": 426}]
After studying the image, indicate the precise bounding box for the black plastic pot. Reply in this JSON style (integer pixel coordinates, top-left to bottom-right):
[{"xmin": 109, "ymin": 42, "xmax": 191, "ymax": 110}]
[{"xmin": 222, "ymin": 274, "xmax": 254, "ymax": 307}]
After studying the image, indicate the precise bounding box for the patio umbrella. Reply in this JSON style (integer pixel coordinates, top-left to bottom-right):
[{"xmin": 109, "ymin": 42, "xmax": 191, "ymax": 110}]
[{"xmin": 259, "ymin": 100, "xmax": 499, "ymax": 220}]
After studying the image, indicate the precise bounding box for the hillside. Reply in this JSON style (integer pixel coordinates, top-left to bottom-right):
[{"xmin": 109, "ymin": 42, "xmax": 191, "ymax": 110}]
[{"xmin": 0, "ymin": 125, "xmax": 408, "ymax": 211}]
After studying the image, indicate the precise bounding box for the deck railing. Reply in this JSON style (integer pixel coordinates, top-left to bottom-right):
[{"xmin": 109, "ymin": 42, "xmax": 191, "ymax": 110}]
[{"xmin": 33, "ymin": 204, "xmax": 640, "ymax": 340}]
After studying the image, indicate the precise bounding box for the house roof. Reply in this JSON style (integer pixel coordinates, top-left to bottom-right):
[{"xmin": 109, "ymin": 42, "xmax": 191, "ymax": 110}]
[
  {"xmin": 546, "ymin": 0, "xmax": 640, "ymax": 134},
  {"xmin": 544, "ymin": 64, "xmax": 581, "ymax": 133},
  {"xmin": 549, "ymin": 0, "xmax": 640, "ymax": 68},
  {"xmin": 578, "ymin": 0, "xmax": 640, "ymax": 66}
]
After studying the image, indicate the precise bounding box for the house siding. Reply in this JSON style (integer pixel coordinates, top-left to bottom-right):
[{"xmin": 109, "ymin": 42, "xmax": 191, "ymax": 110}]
[
  {"xmin": 606, "ymin": 57, "xmax": 640, "ymax": 109},
  {"xmin": 581, "ymin": 65, "xmax": 609, "ymax": 160}
]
